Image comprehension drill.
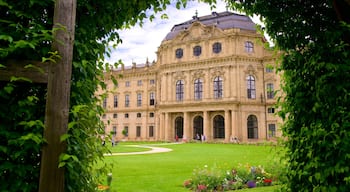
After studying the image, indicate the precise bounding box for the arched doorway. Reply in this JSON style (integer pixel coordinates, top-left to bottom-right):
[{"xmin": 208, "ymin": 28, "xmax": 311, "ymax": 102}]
[
  {"xmin": 213, "ymin": 115, "xmax": 225, "ymax": 138},
  {"xmin": 247, "ymin": 115, "xmax": 258, "ymax": 139},
  {"xmin": 175, "ymin": 116, "xmax": 184, "ymax": 138},
  {"xmin": 193, "ymin": 116, "xmax": 203, "ymax": 140}
]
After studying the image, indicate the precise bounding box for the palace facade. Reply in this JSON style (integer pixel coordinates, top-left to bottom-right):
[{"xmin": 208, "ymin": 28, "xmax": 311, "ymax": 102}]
[{"xmin": 98, "ymin": 11, "xmax": 282, "ymax": 143}]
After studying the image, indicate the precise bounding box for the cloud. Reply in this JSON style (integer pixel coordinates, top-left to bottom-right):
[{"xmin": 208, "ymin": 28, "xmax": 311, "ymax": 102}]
[{"xmin": 105, "ymin": 1, "xmax": 232, "ymax": 66}]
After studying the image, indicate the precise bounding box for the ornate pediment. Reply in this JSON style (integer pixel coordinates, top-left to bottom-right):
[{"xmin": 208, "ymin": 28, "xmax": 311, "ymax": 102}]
[
  {"xmin": 173, "ymin": 22, "xmax": 225, "ymax": 42},
  {"xmin": 173, "ymin": 71, "xmax": 186, "ymax": 82},
  {"xmin": 210, "ymin": 67, "xmax": 225, "ymax": 78}
]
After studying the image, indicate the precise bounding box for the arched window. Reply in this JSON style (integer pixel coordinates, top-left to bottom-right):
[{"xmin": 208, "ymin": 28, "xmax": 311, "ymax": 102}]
[
  {"xmin": 193, "ymin": 45, "xmax": 202, "ymax": 56},
  {"xmin": 176, "ymin": 80, "xmax": 184, "ymax": 101},
  {"xmin": 247, "ymin": 115, "xmax": 258, "ymax": 139},
  {"xmin": 213, "ymin": 115, "xmax": 225, "ymax": 138},
  {"xmin": 212, "ymin": 42, "xmax": 222, "ymax": 53},
  {"xmin": 247, "ymin": 75, "xmax": 256, "ymax": 99},
  {"xmin": 213, "ymin": 76, "xmax": 223, "ymax": 99},
  {"xmin": 194, "ymin": 78, "xmax": 203, "ymax": 100}
]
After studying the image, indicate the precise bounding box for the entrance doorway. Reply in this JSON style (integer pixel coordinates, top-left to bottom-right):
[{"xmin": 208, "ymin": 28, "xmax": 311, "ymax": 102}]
[
  {"xmin": 193, "ymin": 116, "xmax": 203, "ymax": 140},
  {"xmin": 213, "ymin": 115, "xmax": 225, "ymax": 138},
  {"xmin": 175, "ymin": 116, "xmax": 184, "ymax": 138}
]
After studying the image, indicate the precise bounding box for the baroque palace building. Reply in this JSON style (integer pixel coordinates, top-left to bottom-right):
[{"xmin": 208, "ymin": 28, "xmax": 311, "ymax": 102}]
[{"xmin": 98, "ymin": 11, "xmax": 282, "ymax": 143}]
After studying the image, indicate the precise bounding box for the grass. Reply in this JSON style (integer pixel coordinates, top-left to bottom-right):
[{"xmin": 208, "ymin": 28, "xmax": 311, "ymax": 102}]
[{"xmin": 102, "ymin": 142, "xmax": 282, "ymax": 192}]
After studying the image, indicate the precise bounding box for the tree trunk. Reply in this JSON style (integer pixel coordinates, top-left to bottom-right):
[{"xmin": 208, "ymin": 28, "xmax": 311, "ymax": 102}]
[{"xmin": 39, "ymin": 0, "xmax": 76, "ymax": 191}]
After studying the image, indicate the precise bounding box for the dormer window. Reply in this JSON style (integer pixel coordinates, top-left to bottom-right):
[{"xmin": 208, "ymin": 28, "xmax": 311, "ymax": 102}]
[
  {"xmin": 213, "ymin": 42, "xmax": 222, "ymax": 53},
  {"xmin": 193, "ymin": 45, "xmax": 202, "ymax": 56},
  {"xmin": 175, "ymin": 48, "xmax": 183, "ymax": 59}
]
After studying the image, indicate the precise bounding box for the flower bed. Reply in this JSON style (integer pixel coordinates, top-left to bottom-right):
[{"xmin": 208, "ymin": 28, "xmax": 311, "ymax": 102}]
[{"xmin": 183, "ymin": 164, "xmax": 278, "ymax": 191}]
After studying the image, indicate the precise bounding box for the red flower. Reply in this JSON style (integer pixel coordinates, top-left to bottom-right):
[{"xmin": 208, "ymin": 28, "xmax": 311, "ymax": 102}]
[{"xmin": 263, "ymin": 179, "xmax": 272, "ymax": 183}]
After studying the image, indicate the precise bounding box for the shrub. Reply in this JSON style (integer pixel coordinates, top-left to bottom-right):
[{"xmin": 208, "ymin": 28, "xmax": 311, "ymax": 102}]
[{"xmin": 184, "ymin": 163, "xmax": 281, "ymax": 191}]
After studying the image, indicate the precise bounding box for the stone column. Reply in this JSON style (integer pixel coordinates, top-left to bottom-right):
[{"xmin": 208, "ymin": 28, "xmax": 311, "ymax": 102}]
[
  {"xmin": 164, "ymin": 112, "xmax": 169, "ymax": 141},
  {"xmin": 231, "ymin": 110, "xmax": 237, "ymax": 140},
  {"xmin": 183, "ymin": 112, "xmax": 190, "ymax": 142},
  {"xmin": 203, "ymin": 111, "xmax": 210, "ymax": 141},
  {"xmin": 225, "ymin": 110, "xmax": 231, "ymax": 142},
  {"xmin": 158, "ymin": 112, "xmax": 164, "ymax": 140}
]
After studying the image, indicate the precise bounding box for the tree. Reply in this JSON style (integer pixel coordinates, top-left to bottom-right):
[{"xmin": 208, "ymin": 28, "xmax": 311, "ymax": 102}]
[
  {"xmin": 1, "ymin": 0, "xmax": 219, "ymax": 191},
  {"xmin": 230, "ymin": 0, "xmax": 350, "ymax": 191}
]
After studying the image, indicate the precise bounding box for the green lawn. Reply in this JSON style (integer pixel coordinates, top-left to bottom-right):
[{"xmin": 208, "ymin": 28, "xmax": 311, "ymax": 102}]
[{"xmin": 102, "ymin": 142, "xmax": 281, "ymax": 192}]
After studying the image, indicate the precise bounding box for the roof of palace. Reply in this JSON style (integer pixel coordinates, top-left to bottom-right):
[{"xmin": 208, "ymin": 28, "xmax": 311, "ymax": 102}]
[{"xmin": 164, "ymin": 11, "xmax": 256, "ymax": 41}]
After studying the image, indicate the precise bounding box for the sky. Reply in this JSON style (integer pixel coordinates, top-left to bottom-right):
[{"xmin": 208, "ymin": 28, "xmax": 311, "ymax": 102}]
[{"xmin": 105, "ymin": 0, "xmax": 257, "ymax": 66}]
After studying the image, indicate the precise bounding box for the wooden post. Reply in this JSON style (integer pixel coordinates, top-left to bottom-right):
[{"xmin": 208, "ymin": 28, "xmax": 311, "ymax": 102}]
[{"xmin": 39, "ymin": 0, "xmax": 76, "ymax": 191}]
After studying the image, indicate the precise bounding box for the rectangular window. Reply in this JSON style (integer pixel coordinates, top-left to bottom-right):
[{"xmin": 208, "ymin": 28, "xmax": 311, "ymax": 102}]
[
  {"xmin": 149, "ymin": 112, "xmax": 154, "ymax": 118},
  {"xmin": 247, "ymin": 75, "xmax": 256, "ymax": 99},
  {"xmin": 103, "ymin": 98, "xmax": 107, "ymax": 108},
  {"xmin": 150, "ymin": 92, "xmax": 155, "ymax": 106},
  {"xmin": 137, "ymin": 93, "xmax": 142, "ymax": 107},
  {"xmin": 268, "ymin": 107, "xmax": 275, "ymax": 113},
  {"xmin": 137, "ymin": 113, "xmax": 141, "ymax": 118},
  {"xmin": 266, "ymin": 67, "xmax": 273, "ymax": 73},
  {"xmin": 245, "ymin": 41, "xmax": 254, "ymax": 53},
  {"xmin": 267, "ymin": 83, "xmax": 274, "ymax": 99},
  {"xmin": 150, "ymin": 79, "xmax": 155, "ymax": 85},
  {"xmin": 136, "ymin": 126, "xmax": 141, "ymax": 137},
  {"xmin": 137, "ymin": 80, "xmax": 142, "ymax": 86},
  {"xmin": 113, "ymin": 95, "xmax": 118, "ymax": 108},
  {"xmin": 149, "ymin": 126, "xmax": 154, "ymax": 137},
  {"xmin": 176, "ymin": 80, "xmax": 184, "ymax": 101},
  {"xmin": 125, "ymin": 81, "xmax": 130, "ymax": 87},
  {"xmin": 113, "ymin": 113, "xmax": 117, "ymax": 118},
  {"xmin": 125, "ymin": 113, "xmax": 129, "ymax": 118},
  {"xmin": 112, "ymin": 126, "xmax": 117, "ymax": 136},
  {"xmin": 125, "ymin": 94, "xmax": 130, "ymax": 107},
  {"xmin": 268, "ymin": 124, "xmax": 276, "ymax": 137},
  {"xmin": 123, "ymin": 126, "xmax": 128, "ymax": 137}
]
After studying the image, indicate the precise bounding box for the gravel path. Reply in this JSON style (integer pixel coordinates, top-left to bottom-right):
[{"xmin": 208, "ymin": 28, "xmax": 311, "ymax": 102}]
[{"xmin": 103, "ymin": 143, "xmax": 179, "ymax": 156}]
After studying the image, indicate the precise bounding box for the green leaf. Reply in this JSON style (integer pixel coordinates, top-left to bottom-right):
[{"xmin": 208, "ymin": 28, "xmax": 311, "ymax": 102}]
[
  {"xmin": 58, "ymin": 162, "xmax": 66, "ymax": 168},
  {"xmin": 0, "ymin": 35, "xmax": 13, "ymax": 42},
  {"xmin": 60, "ymin": 133, "xmax": 70, "ymax": 142},
  {"xmin": 10, "ymin": 76, "xmax": 32, "ymax": 83}
]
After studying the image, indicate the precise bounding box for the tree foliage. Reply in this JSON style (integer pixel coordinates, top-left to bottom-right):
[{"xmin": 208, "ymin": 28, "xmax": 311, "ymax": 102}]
[
  {"xmin": 0, "ymin": 0, "xmax": 220, "ymax": 191},
  {"xmin": 230, "ymin": 0, "xmax": 350, "ymax": 191}
]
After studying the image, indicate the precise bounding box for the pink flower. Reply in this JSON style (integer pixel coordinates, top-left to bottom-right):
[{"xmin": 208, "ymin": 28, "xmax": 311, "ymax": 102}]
[
  {"xmin": 183, "ymin": 180, "xmax": 191, "ymax": 188},
  {"xmin": 197, "ymin": 184, "xmax": 207, "ymax": 191}
]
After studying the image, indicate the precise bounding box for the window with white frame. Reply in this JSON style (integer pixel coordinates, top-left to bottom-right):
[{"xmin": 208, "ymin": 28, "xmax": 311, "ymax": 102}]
[
  {"xmin": 213, "ymin": 76, "xmax": 223, "ymax": 99},
  {"xmin": 113, "ymin": 95, "xmax": 118, "ymax": 108},
  {"xmin": 137, "ymin": 80, "xmax": 142, "ymax": 86},
  {"xmin": 125, "ymin": 94, "xmax": 130, "ymax": 107},
  {"xmin": 247, "ymin": 75, "xmax": 256, "ymax": 99},
  {"xmin": 245, "ymin": 41, "xmax": 254, "ymax": 53},
  {"xmin": 268, "ymin": 124, "xmax": 276, "ymax": 137},
  {"xmin": 176, "ymin": 80, "xmax": 184, "ymax": 101},
  {"xmin": 103, "ymin": 98, "xmax": 107, "ymax": 108},
  {"xmin": 267, "ymin": 83, "xmax": 274, "ymax": 99},
  {"xmin": 194, "ymin": 78, "xmax": 203, "ymax": 100},
  {"xmin": 150, "ymin": 92, "xmax": 155, "ymax": 106},
  {"xmin": 137, "ymin": 93, "xmax": 142, "ymax": 107}
]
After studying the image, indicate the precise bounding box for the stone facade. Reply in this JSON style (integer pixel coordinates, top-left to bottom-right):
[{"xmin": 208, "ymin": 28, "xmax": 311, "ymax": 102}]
[{"xmin": 98, "ymin": 11, "xmax": 282, "ymax": 143}]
